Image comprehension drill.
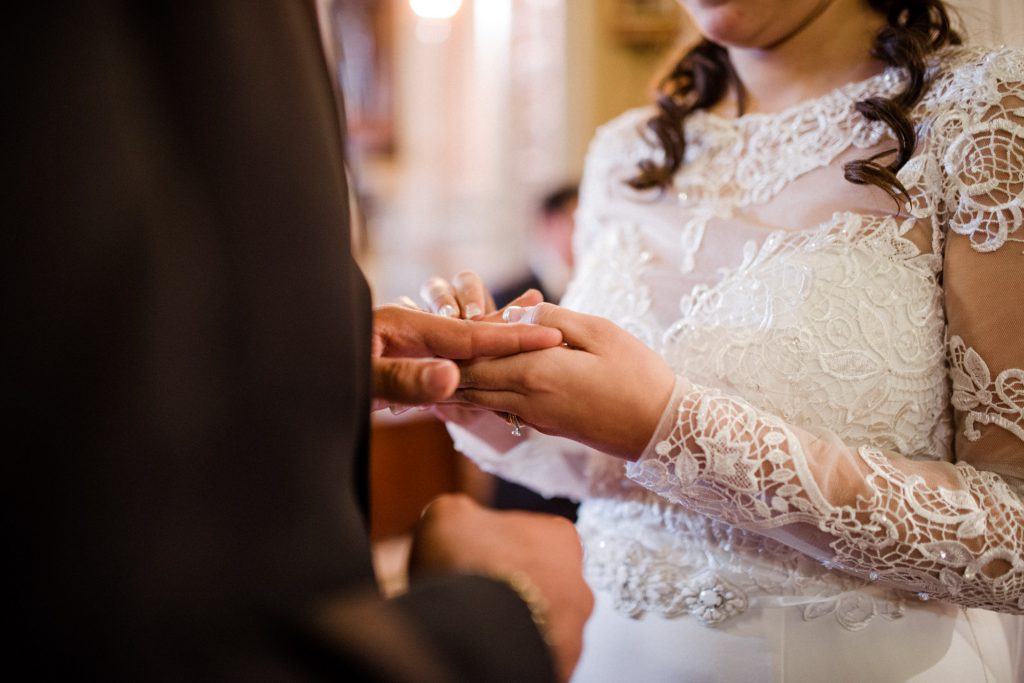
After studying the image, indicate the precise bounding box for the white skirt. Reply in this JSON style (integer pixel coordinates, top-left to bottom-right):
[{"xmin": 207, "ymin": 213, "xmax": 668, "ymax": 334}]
[{"xmin": 572, "ymin": 588, "xmax": 1023, "ymax": 683}]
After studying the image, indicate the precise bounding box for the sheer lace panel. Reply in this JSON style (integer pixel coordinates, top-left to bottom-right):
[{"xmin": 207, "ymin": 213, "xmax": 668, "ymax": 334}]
[
  {"xmin": 945, "ymin": 225, "xmax": 1024, "ymax": 480},
  {"xmin": 941, "ymin": 79, "xmax": 1024, "ymax": 479},
  {"xmin": 629, "ymin": 378, "xmax": 1024, "ymax": 613}
]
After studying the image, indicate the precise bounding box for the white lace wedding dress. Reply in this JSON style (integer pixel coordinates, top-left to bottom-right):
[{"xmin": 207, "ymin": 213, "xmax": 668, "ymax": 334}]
[{"xmin": 449, "ymin": 45, "xmax": 1024, "ymax": 682}]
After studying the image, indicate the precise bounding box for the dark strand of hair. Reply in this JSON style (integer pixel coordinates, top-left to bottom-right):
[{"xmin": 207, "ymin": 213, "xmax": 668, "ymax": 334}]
[{"xmin": 629, "ymin": 0, "xmax": 962, "ymax": 205}]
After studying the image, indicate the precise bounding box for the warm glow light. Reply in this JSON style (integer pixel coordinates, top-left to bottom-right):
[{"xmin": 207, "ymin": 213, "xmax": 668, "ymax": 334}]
[{"xmin": 409, "ymin": 0, "xmax": 463, "ymax": 20}]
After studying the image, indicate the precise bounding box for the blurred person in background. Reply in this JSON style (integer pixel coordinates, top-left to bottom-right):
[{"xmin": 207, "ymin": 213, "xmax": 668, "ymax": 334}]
[{"xmin": 493, "ymin": 184, "xmax": 580, "ymax": 310}]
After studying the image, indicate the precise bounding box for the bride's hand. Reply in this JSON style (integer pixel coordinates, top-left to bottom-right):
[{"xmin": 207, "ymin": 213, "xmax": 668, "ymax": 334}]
[
  {"xmin": 453, "ymin": 303, "xmax": 676, "ymax": 461},
  {"xmin": 419, "ymin": 270, "xmax": 543, "ymax": 321},
  {"xmin": 414, "ymin": 269, "xmax": 540, "ymax": 449}
]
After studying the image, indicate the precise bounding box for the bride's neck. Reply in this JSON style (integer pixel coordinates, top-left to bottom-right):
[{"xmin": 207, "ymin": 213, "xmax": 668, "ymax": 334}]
[{"xmin": 725, "ymin": 1, "xmax": 887, "ymax": 116}]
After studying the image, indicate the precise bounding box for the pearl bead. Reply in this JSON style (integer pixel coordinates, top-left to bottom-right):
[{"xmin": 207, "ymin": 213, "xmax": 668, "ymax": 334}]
[{"xmin": 698, "ymin": 588, "xmax": 723, "ymax": 608}]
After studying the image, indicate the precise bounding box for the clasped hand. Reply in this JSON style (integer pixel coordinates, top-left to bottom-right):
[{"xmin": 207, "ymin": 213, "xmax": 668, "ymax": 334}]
[
  {"xmin": 371, "ymin": 301, "xmax": 562, "ymax": 410},
  {"xmin": 414, "ymin": 271, "xmax": 676, "ymax": 461},
  {"xmin": 455, "ymin": 303, "xmax": 675, "ymax": 460}
]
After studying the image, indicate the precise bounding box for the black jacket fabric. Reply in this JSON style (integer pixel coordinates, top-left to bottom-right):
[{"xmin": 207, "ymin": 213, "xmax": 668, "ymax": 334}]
[{"xmin": 9, "ymin": 2, "xmax": 553, "ymax": 681}]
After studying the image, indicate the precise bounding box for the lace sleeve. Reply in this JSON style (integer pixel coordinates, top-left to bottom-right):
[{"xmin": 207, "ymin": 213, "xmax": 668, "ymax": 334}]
[
  {"xmin": 627, "ymin": 376, "xmax": 1024, "ymax": 613},
  {"xmin": 941, "ymin": 60, "xmax": 1024, "ymax": 482}
]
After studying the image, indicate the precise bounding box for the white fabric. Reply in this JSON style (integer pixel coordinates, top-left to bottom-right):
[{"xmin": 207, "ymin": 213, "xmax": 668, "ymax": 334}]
[{"xmin": 447, "ymin": 45, "xmax": 1024, "ymax": 680}]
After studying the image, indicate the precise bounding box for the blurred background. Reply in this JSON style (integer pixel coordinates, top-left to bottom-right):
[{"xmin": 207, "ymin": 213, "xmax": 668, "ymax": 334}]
[
  {"xmin": 333, "ymin": 0, "xmax": 692, "ymax": 304},
  {"xmin": 321, "ymin": 0, "xmax": 1024, "ymax": 593}
]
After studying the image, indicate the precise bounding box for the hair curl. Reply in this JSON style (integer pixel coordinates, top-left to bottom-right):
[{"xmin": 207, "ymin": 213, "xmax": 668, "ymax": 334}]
[{"xmin": 629, "ymin": 0, "xmax": 962, "ymax": 202}]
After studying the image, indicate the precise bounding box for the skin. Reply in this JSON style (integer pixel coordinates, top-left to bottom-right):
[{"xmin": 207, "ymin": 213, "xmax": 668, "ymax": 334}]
[
  {"xmin": 453, "ymin": 303, "xmax": 676, "ymax": 460},
  {"xmin": 371, "ymin": 299, "xmax": 558, "ymax": 408},
  {"xmin": 676, "ymin": 0, "xmax": 887, "ymax": 115},
  {"xmin": 421, "ymin": 284, "xmax": 675, "ymax": 460}
]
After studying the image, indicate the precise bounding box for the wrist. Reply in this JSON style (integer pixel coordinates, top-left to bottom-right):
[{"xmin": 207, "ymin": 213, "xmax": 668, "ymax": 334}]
[
  {"xmin": 489, "ymin": 570, "xmax": 552, "ymax": 645},
  {"xmin": 635, "ymin": 375, "xmax": 694, "ymax": 461}
]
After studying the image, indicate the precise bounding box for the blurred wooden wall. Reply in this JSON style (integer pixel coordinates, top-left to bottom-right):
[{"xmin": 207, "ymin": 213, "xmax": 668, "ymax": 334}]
[{"xmin": 369, "ymin": 413, "xmax": 492, "ymax": 540}]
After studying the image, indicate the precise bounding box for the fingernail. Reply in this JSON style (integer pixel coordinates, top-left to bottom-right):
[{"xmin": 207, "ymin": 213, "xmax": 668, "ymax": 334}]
[
  {"xmin": 438, "ymin": 304, "xmax": 458, "ymax": 318},
  {"xmin": 424, "ymin": 360, "xmax": 457, "ymax": 395},
  {"xmin": 502, "ymin": 306, "xmax": 524, "ymax": 323},
  {"xmin": 503, "ymin": 305, "xmax": 540, "ymax": 324},
  {"xmin": 464, "ymin": 303, "xmax": 483, "ymax": 319}
]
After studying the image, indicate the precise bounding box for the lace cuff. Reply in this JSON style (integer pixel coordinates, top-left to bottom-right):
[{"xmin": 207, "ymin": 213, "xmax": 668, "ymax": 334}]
[{"xmin": 626, "ymin": 377, "xmax": 1024, "ymax": 613}]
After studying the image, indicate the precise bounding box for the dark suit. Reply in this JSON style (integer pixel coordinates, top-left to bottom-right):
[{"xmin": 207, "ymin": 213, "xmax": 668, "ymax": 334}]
[{"xmin": 9, "ymin": 2, "xmax": 553, "ymax": 680}]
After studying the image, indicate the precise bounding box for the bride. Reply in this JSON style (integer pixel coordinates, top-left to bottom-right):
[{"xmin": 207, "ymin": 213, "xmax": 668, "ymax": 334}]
[{"xmin": 417, "ymin": 0, "xmax": 1023, "ymax": 680}]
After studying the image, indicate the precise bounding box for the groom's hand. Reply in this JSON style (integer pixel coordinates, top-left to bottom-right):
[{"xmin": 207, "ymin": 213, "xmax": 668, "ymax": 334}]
[
  {"xmin": 410, "ymin": 494, "xmax": 593, "ymax": 683},
  {"xmin": 370, "ymin": 305, "xmax": 562, "ymax": 408}
]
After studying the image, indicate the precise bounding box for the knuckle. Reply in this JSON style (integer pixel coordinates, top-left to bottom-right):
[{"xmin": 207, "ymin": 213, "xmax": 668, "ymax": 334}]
[
  {"xmin": 390, "ymin": 361, "xmax": 416, "ymax": 388},
  {"xmin": 437, "ymin": 491, "xmax": 470, "ymax": 506},
  {"xmin": 376, "ymin": 362, "xmax": 398, "ymax": 389},
  {"xmin": 432, "ymin": 492, "xmax": 473, "ymax": 516},
  {"xmin": 519, "ymin": 362, "xmax": 547, "ymax": 392}
]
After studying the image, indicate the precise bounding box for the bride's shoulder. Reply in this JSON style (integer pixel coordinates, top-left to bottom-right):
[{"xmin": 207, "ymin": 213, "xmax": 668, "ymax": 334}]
[
  {"xmin": 923, "ymin": 44, "xmax": 1024, "ymax": 111},
  {"xmin": 930, "ymin": 44, "xmax": 1023, "ymax": 76},
  {"xmin": 594, "ymin": 106, "xmax": 658, "ymax": 140},
  {"xmin": 583, "ymin": 106, "xmax": 659, "ymax": 169}
]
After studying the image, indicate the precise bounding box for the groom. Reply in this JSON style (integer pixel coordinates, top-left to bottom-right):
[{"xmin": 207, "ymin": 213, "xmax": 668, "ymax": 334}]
[{"xmin": 9, "ymin": 2, "xmax": 590, "ymax": 681}]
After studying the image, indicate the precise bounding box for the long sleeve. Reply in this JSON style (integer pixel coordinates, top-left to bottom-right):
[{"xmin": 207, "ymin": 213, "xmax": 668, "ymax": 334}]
[
  {"xmin": 626, "ymin": 62, "xmax": 1024, "ymax": 614},
  {"xmin": 628, "ymin": 374, "xmax": 1024, "ymax": 612}
]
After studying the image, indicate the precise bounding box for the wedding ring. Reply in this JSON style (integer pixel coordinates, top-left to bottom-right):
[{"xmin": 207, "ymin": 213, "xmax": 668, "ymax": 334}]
[{"xmin": 504, "ymin": 412, "xmax": 524, "ymax": 437}]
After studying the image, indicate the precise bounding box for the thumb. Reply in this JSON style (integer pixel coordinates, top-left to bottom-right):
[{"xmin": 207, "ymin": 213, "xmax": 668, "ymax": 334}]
[{"xmin": 373, "ymin": 357, "xmax": 460, "ymax": 406}]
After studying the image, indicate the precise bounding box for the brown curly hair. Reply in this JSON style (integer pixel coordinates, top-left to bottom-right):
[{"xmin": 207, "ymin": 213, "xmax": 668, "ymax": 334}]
[{"xmin": 629, "ymin": 0, "xmax": 962, "ymax": 202}]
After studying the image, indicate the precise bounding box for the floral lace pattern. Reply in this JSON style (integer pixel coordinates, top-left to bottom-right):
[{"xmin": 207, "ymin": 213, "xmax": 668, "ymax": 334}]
[
  {"xmin": 944, "ymin": 118, "xmax": 1024, "ymax": 252},
  {"xmin": 663, "ymin": 212, "xmax": 950, "ymax": 459},
  {"xmin": 949, "ymin": 335, "xmax": 1024, "ymax": 443},
  {"xmin": 628, "ymin": 380, "xmax": 1024, "ymax": 613},
  {"xmin": 450, "ymin": 46, "xmax": 1024, "ymax": 627},
  {"xmin": 564, "ymin": 220, "xmax": 659, "ymax": 348},
  {"xmin": 662, "ymin": 70, "xmax": 898, "ymax": 272},
  {"xmin": 579, "ymin": 495, "xmax": 908, "ymax": 630}
]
